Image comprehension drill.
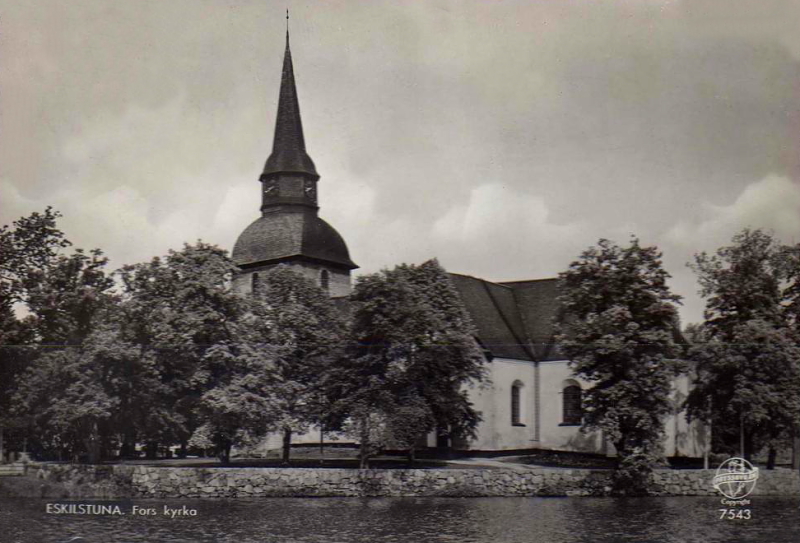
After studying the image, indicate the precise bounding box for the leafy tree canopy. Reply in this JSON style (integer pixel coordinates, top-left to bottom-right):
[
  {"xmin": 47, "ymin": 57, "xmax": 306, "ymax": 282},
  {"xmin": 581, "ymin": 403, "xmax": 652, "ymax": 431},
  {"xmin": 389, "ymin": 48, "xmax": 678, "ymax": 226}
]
[
  {"xmin": 687, "ymin": 229, "xmax": 800, "ymax": 463},
  {"xmin": 8, "ymin": 243, "xmax": 118, "ymax": 462},
  {"xmin": 341, "ymin": 259, "xmax": 486, "ymax": 467},
  {"xmin": 241, "ymin": 265, "xmax": 347, "ymax": 463},
  {"xmin": 557, "ymin": 237, "xmax": 682, "ymax": 494},
  {"xmin": 691, "ymin": 229, "xmax": 785, "ymax": 340},
  {"xmin": 1, "ymin": 209, "xmax": 72, "ymax": 443},
  {"xmin": 118, "ymin": 242, "xmax": 249, "ymax": 461}
]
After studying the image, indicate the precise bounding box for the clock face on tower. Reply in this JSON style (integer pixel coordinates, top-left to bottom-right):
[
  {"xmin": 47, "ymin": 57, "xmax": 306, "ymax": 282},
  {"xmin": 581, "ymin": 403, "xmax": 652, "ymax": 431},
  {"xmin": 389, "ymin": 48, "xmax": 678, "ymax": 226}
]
[
  {"xmin": 263, "ymin": 179, "xmax": 276, "ymax": 197},
  {"xmin": 303, "ymin": 180, "xmax": 317, "ymax": 203}
]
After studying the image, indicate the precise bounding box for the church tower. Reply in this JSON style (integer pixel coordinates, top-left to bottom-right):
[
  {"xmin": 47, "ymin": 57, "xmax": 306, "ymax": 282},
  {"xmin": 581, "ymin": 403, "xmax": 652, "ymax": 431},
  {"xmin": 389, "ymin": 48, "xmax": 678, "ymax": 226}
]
[{"xmin": 232, "ymin": 28, "xmax": 358, "ymax": 297}]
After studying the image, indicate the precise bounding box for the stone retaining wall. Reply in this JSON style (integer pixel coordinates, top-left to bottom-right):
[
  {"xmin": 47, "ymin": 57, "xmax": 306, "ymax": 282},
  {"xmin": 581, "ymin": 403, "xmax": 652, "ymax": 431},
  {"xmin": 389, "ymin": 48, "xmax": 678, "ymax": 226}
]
[
  {"xmin": 0, "ymin": 464, "xmax": 25, "ymax": 476},
  {"xmin": 23, "ymin": 463, "xmax": 135, "ymax": 498},
  {"xmin": 23, "ymin": 463, "xmax": 800, "ymax": 498}
]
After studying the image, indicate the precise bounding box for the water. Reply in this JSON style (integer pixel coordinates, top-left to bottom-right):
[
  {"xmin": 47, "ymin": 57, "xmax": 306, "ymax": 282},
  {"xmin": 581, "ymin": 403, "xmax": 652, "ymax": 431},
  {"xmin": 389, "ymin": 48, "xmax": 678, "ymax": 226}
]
[{"xmin": 1, "ymin": 496, "xmax": 798, "ymax": 543}]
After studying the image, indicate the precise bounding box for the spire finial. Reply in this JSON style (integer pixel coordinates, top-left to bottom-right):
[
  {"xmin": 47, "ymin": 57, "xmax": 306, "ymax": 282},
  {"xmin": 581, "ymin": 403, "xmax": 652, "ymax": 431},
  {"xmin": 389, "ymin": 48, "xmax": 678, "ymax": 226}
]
[{"xmin": 262, "ymin": 7, "xmax": 319, "ymax": 181}]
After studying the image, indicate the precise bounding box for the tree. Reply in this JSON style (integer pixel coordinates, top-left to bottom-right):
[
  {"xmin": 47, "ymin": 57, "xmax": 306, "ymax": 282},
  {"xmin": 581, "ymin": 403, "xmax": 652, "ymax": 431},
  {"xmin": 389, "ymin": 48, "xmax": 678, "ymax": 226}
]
[
  {"xmin": 339, "ymin": 259, "xmax": 485, "ymax": 468},
  {"xmin": 0, "ymin": 207, "xmax": 71, "ymax": 313},
  {"xmin": 340, "ymin": 399, "xmax": 391, "ymax": 469},
  {"xmin": 22, "ymin": 248, "xmax": 116, "ymax": 345},
  {"xmin": 0, "ymin": 208, "xmax": 71, "ymax": 462},
  {"xmin": 189, "ymin": 348, "xmax": 277, "ymax": 464},
  {"xmin": 10, "ymin": 248, "xmax": 119, "ymax": 462},
  {"xmin": 243, "ymin": 265, "xmax": 347, "ymax": 464},
  {"xmin": 687, "ymin": 320, "xmax": 800, "ymax": 467},
  {"xmin": 383, "ymin": 394, "xmax": 435, "ymax": 463},
  {"xmin": 780, "ymin": 240, "xmax": 800, "ymax": 332},
  {"xmin": 118, "ymin": 242, "xmax": 251, "ymax": 463},
  {"xmin": 691, "ymin": 229, "xmax": 784, "ymax": 339},
  {"xmin": 687, "ymin": 229, "xmax": 800, "ymax": 464},
  {"xmin": 12, "ymin": 324, "xmax": 140, "ymax": 462},
  {"xmin": 556, "ymin": 237, "xmax": 682, "ymax": 495}
]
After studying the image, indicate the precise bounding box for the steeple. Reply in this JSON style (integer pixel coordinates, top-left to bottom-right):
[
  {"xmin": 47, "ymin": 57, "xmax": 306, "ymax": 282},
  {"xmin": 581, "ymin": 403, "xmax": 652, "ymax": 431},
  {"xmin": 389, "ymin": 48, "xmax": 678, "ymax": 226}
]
[
  {"xmin": 262, "ymin": 22, "xmax": 318, "ymax": 180},
  {"xmin": 233, "ymin": 17, "xmax": 357, "ymax": 299}
]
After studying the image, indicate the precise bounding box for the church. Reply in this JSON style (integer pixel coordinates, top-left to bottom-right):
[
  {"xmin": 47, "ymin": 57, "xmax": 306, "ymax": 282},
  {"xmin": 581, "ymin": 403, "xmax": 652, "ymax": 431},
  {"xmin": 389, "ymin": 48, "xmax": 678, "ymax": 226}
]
[{"xmin": 231, "ymin": 30, "xmax": 704, "ymax": 459}]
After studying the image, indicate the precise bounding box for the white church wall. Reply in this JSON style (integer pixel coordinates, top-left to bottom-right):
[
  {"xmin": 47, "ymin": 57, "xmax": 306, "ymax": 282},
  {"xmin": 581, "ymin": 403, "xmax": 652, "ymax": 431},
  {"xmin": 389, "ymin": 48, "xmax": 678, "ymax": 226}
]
[
  {"xmin": 664, "ymin": 373, "xmax": 708, "ymax": 458},
  {"xmin": 232, "ymin": 271, "xmax": 251, "ymax": 296},
  {"xmin": 538, "ymin": 360, "xmax": 704, "ymax": 458},
  {"xmin": 279, "ymin": 262, "xmax": 351, "ymax": 298},
  {"xmin": 537, "ymin": 360, "xmax": 605, "ymax": 454},
  {"xmin": 465, "ymin": 358, "xmax": 537, "ymax": 450},
  {"xmin": 232, "ymin": 263, "xmax": 351, "ymax": 298},
  {"xmin": 245, "ymin": 356, "xmax": 704, "ymax": 459},
  {"xmin": 464, "ymin": 357, "xmax": 703, "ymax": 458}
]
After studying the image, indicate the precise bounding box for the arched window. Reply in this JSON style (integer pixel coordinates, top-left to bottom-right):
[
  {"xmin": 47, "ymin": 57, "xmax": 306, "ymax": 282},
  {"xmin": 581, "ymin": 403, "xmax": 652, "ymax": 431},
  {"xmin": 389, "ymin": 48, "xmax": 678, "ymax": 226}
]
[
  {"xmin": 251, "ymin": 272, "xmax": 260, "ymax": 294},
  {"xmin": 562, "ymin": 382, "xmax": 583, "ymax": 426},
  {"xmin": 320, "ymin": 269, "xmax": 330, "ymax": 293},
  {"xmin": 511, "ymin": 381, "xmax": 524, "ymax": 426}
]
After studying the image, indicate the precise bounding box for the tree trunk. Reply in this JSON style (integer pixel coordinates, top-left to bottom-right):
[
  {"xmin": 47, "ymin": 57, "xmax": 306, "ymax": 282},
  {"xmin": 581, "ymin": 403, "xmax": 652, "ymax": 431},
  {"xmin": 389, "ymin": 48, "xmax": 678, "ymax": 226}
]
[
  {"xmin": 767, "ymin": 447, "xmax": 777, "ymax": 470},
  {"xmin": 100, "ymin": 432, "xmax": 113, "ymax": 461},
  {"xmin": 145, "ymin": 441, "xmax": 158, "ymax": 460},
  {"xmin": 739, "ymin": 414, "xmax": 745, "ymax": 459},
  {"xmin": 703, "ymin": 398, "xmax": 713, "ymax": 470},
  {"xmin": 218, "ymin": 441, "xmax": 232, "ymax": 465},
  {"xmin": 282, "ymin": 428, "xmax": 292, "ymax": 465},
  {"xmin": 613, "ymin": 440, "xmax": 626, "ymax": 469},
  {"xmin": 407, "ymin": 446, "xmax": 415, "ymax": 467},
  {"xmin": 703, "ymin": 420, "xmax": 711, "ymax": 470},
  {"xmin": 120, "ymin": 428, "xmax": 137, "ymax": 459},
  {"xmin": 359, "ymin": 417, "xmax": 370, "ymax": 470},
  {"xmin": 178, "ymin": 440, "xmax": 188, "ymax": 459},
  {"xmin": 792, "ymin": 431, "xmax": 800, "ymax": 472},
  {"xmin": 743, "ymin": 430, "xmax": 754, "ymax": 462},
  {"xmin": 319, "ymin": 427, "xmax": 324, "ymax": 465},
  {"xmin": 85, "ymin": 423, "xmax": 101, "ymax": 464},
  {"xmin": 0, "ymin": 427, "xmax": 4, "ymax": 464},
  {"xmin": 88, "ymin": 442, "xmax": 99, "ymax": 464}
]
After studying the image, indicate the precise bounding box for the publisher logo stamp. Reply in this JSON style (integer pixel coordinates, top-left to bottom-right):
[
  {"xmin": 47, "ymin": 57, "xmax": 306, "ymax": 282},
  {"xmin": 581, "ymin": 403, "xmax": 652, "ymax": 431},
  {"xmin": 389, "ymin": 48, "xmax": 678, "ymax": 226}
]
[{"xmin": 712, "ymin": 457, "xmax": 759, "ymax": 500}]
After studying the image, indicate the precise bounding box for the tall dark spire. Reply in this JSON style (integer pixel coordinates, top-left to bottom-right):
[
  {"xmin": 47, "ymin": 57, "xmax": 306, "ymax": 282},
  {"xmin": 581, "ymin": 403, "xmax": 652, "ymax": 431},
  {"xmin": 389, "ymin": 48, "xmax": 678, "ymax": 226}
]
[
  {"xmin": 262, "ymin": 21, "xmax": 319, "ymax": 179},
  {"xmin": 232, "ymin": 12, "xmax": 357, "ymax": 300}
]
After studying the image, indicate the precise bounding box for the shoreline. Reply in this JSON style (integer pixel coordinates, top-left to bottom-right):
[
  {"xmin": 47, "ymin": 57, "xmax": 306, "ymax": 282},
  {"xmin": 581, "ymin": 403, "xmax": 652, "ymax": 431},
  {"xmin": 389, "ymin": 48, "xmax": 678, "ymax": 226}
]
[{"xmin": 1, "ymin": 462, "xmax": 798, "ymax": 499}]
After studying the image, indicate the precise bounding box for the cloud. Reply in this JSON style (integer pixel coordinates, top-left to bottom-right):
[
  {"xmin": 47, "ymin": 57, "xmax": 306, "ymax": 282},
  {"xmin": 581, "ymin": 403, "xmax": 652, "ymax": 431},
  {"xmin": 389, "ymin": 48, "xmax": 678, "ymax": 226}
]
[
  {"xmin": 659, "ymin": 175, "xmax": 800, "ymax": 325},
  {"xmin": 429, "ymin": 183, "xmax": 592, "ymax": 280},
  {"xmin": 320, "ymin": 181, "xmax": 594, "ymax": 282},
  {"xmin": 0, "ymin": 181, "xmax": 38, "ymax": 222},
  {"xmin": 666, "ymin": 175, "xmax": 800, "ymax": 249},
  {"xmin": 3, "ymin": 1, "xmax": 800, "ymax": 327},
  {"xmin": 434, "ymin": 183, "xmax": 581, "ymax": 241},
  {"xmin": 42, "ymin": 93, "xmax": 264, "ymax": 268}
]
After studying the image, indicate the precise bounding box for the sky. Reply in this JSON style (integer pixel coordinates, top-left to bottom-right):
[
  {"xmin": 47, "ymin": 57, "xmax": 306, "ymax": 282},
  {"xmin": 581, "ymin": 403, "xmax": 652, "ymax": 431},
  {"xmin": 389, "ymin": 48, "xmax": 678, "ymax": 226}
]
[{"xmin": 1, "ymin": 0, "xmax": 799, "ymax": 326}]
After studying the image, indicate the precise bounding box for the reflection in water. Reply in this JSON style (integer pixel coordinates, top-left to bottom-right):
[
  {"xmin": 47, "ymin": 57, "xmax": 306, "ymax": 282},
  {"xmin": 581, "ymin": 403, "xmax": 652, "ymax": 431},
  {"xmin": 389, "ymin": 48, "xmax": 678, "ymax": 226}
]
[{"xmin": 1, "ymin": 496, "xmax": 798, "ymax": 543}]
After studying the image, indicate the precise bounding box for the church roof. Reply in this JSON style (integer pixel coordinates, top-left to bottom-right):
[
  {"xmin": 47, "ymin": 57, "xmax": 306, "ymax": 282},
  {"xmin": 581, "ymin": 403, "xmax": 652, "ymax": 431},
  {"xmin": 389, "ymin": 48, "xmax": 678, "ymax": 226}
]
[
  {"xmin": 500, "ymin": 279, "xmax": 565, "ymax": 360},
  {"xmin": 451, "ymin": 273, "xmax": 687, "ymax": 362},
  {"xmin": 232, "ymin": 210, "xmax": 357, "ymax": 270},
  {"xmin": 449, "ymin": 273, "xmax": 564, "ymax": 362},
  {"xmin": 262, "ymin": 32, "xmax": 318, "ymax": 179}
]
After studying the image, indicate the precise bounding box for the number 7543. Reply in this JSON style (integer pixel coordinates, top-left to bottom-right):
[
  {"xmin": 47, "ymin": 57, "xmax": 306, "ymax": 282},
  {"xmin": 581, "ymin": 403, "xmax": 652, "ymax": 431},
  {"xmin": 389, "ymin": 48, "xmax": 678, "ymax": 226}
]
[{"xmin": 719, "ymin": 509, "xmax": 751, "ymax": 520}]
